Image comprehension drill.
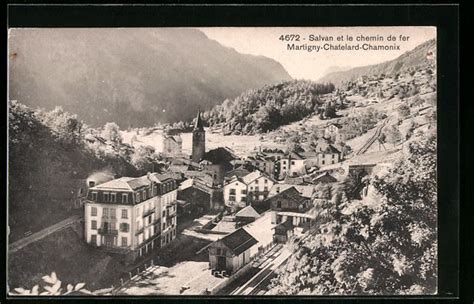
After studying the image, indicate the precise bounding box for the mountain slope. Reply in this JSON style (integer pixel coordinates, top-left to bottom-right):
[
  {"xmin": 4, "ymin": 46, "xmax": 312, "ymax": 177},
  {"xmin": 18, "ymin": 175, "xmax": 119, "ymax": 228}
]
[
  {"xmin": 318, "ymin": 39, "xmax": 436, "ymax": 85},
  {"xmin": 8, "ymin": 28, "xmax": 292, "ymax": 127}
]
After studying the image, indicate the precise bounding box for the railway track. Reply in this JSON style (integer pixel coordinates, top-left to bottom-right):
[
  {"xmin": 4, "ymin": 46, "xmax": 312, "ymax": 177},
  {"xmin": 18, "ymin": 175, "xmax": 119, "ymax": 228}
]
[{"xmin": 356, "ymin": 118, "xmax": 390, "ymax": 155}]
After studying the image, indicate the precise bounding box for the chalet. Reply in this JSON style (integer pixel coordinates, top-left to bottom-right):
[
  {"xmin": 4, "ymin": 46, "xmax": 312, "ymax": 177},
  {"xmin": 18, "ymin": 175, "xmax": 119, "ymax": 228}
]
[
  {"xmin": 223, "ymin": 170, "xmax": 275, "ymax": 207},
  {"xmin": 267, "ymin": 184, "xmax": 315, "ymax": 200},
  {"xmin": 208, "ymin": 228, "xmax": 258, "ymax": 275},
  {"xmin": 278, "ymin": 152, "xmax": 306, "ymax": 179},
  {"xmin": 267, "ymin": 187, "xmax": 316, "ymax": 233},
  {"xmin": 245, "ymin": 152, "xmax": 277, "ymax": 178},
  {"xmin": 313, "ymin": 141, "xmax": 342, "ymax": 166},
  {"xmin": 202, "ymin": 147, "xmax": 239, "ymax": 187},
  {"xmin": 84, "ymin": 173, "xmax": 178, "ymax": 259},
  {"xmin": 273, "ymin": 220, "xmax": 294, "ymax": 244},
  {"xmin": 324, "ymin": 123, "xmax": 342, "ymax": 141}
]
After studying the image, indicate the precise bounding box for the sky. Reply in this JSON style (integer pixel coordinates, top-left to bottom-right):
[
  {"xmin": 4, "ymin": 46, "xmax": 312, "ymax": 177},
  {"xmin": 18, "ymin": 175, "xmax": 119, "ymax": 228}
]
[{"xmin": 199, "ymin": 27, "xmax": 436, "ymax": 81}]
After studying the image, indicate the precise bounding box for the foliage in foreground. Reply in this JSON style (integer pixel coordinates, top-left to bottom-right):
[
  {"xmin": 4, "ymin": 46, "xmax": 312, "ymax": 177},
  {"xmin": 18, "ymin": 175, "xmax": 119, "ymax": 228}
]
[{"xmin": 269, "ymin": 135, "xmax": 437, "ymax": 295}]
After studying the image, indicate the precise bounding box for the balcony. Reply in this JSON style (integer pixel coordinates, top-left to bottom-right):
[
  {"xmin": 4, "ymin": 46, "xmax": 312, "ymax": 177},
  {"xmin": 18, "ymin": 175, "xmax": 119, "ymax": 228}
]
[
  {"xmin": 135, "ymin": 226, "xmax": 144, "ymax": 236},
  {"xmin": 98, "ymin": 228, "xmax": 118, "ymax": 236},
  {"xmin": 143, "ymin": 208, "xmax": 155, "ymax": 218}
]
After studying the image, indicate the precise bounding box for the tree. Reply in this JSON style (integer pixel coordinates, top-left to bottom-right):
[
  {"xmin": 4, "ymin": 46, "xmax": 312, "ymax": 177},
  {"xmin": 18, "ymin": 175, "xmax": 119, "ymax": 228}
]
[
  {"xmin": 10, "ymin": 272, "xmax": 91, "ymax": 296},
  {"xmin": 397, "ymin": 104, "xmax": 411, "ymax": 119},
  {"xmin": 102, "ymin": 122, "xmax": 122, "ymax": 145},
  {"xmin": 384, "ymin": 124, "xmax": 402, "ymax": 147},
  {"xmin": 269, "ymin": 135, "xmax": 437, "ymax": 295},
  {"xmin": 40, "ymin": 106, "xmax": 84, "ymax": 146}
]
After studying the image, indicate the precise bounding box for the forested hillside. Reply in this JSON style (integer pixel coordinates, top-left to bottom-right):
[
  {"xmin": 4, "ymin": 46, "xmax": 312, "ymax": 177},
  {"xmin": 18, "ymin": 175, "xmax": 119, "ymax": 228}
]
[
  {"xmin": 201, "ymin": 80, "xmax": 335, "ymax": 134},
  {"xmin": 8, "ymin": 101, "xmax": 162, "ymax": 241},
  {"xmin": 318, "ymin": 39, "xmax": 436, "ymax": 85},
  {"xmin": 8, "ymin": 28, "xmax": 292, "ymax": 127},
  {"xmin": 269, "ymin": 134, "xmax": 437, "ymax": 295}
]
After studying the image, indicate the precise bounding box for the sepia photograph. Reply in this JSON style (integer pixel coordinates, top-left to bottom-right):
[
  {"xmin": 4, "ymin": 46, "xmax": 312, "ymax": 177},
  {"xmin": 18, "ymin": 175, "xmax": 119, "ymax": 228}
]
[{"xmin": 7, "ymin": 25, "xmax": 440, "ymax": 297}]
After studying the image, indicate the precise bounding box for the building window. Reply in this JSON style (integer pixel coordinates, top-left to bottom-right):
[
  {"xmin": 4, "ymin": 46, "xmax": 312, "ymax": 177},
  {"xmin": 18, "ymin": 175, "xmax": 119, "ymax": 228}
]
[
  {"xmin": 103, "ymin": 192, "xmax": 110, "ymax": 202},
  {"xmin": 229, "ymin": 189, "xmax": 236, "ymax": 195},
  {"xmin": 110, "ymin": 222, "xmax": 116, "ymax": 230},
  {"xmin": 276, "ymin": 187, "xmax": 280, "ymax": 193},
  {"xmin": 122, "ymin": 209, "xmax": 128, "ymax": 219},
  {"xmin": 142, "ymin": 190, "xmax": 146, "ymax": 201},
  {"xmin": 264, "ymin": 179, "xmax": 268, "ymax": 184},
  {"xmin": 282, "ymin": 166, "xmax": 286, "ymax": 170},
  {"xmin": 322, "ymin": 160, "xmax": 325, "ymax": 165},
  {"xmin": 291, "ymin": 161, "xmax": 295, "ymax": 165},
  {"xmin": 91, "ymin": 192, "xmax": 98, "ymax": 201},
  {"xmin": 241, "ymin": 189, "xmax": 247, "ymax": 195},
  {"xmin": 91, "ymin": 235, "xmax": 97, "ymax": 245},
  {"xmin": 163, "ymin": 210, "xmax": 166, "ymax": 218},
  {"xmin": 110, "ymin": 193, "xmax": 116, "ymax": 203},
  {"xmin": 255, "ymin": 186, "xmax": 259, "ymax": 192},
  {"xmin": 110, "ymin": 208, "xmax": 116, "ymax": 219},
  {"xmin": 120, "ymin": 223, "xmax": 130, "ymax": 232},
  {"xmin": 264, "ymin": 186, "xmax": 268, "ymax": 192},
  {"xmin": 148, "ymin": 216, "xmax": 152, "ymax": 225},
  {"xmin": 91, "ymin": 220, "xmax": 97, "ymax": 230},
  {"xmin": 277, "ymin": 201, "xmax": 282, "ymax": 208},
  {"xmin": 136, "ymin": 193, "xmax": 141, "ymax": 203},
  {"xmin": 103, "ymin": 208, "xmax": 109, "ymax": 217},
  {"xmin": 91, "ymin": 207, "xmax": 97, "ymax": 216},
  {"xmin": 121, "ymin": 237, "xmax": 128, "ymax": 247},
  {"xmin": 229, "ymin": 195, "xmax": 236, "ymax": 202},
  {"xmin": 122, "ymin": 193, "xmax": 128, "ymax": 203}
]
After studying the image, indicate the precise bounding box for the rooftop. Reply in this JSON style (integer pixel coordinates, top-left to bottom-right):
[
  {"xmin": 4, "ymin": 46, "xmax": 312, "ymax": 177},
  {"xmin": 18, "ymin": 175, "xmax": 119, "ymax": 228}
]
[
  {"xmin": 217, "ymin": 228, "xmax": 258, "ymax": 256},
  {"xmin": 235, "ymin": 205, "xmax": 260, "ymax": 218}
]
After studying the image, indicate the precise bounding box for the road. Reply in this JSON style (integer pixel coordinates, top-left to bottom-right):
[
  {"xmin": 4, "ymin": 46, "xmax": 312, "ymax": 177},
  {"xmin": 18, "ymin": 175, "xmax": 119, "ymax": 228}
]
[{"xmin": 9, "ymin": 215, "xmax": 82, "ymax": 253}]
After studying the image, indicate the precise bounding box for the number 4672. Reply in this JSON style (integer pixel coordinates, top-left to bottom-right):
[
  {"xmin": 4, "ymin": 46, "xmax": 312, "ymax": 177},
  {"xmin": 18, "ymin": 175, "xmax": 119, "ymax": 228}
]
[{"xmin": 279, "ymin": 34, "xmax": 300, "ymax": 41}]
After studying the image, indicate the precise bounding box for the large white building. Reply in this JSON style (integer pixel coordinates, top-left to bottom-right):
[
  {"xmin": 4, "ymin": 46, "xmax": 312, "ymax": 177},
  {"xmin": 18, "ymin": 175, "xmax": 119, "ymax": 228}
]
[
  {"xmin": 84, "ymin": 173, "xmax": 178, "ymax": 258},
  {"xmin": 223, "ymin": 170, "xmax": 275, "ymax": 207}
]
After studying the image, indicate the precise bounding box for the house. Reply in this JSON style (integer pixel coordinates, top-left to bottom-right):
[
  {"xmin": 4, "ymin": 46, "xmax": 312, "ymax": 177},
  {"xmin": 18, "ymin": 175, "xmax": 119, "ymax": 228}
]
[
  {"xmin": 245, "ymin": 152, "xmax": 277, "ymax": 178},
  {"xmin": 313, "ymin": 140, "xmax": 342, "ymax": 166},
  {"xmin": 278, "ymin": 152, "xmax": 306, "ymax": 179},
  {"xmin": 324, "ymin": 123, "xmax": 343, "ymax": 141},
  {"xmin": 223, "ymin": 170, "xmax": 275, "ymax": 207},
  {"xmin": 267, "ymin": 184, "xmax": 316, "ymax": 200},
  {"xmin": 312, "ymin": 172, "xmax": 338, "ymax": 184},
  {"xmin": 162, "ymin": 133, "xmax": 183, "ymax": 156},
  {"xmin": 273, "ymin": 220, "xmax": 294, "ymax": 244},
  {"xmin": 235, "ymin": 205, "xmax": 260, "ymax": 225},
  {"xmin": 267, "ymin": 187, "xmax": 316, "ymax": 233},
  {"xmin": 208, "ymin": 228, "xmax": 258, "ymax": 275},
  {"xmin": 84, "ymin": 173, "xmax": 178, "ymax": 259},
  {"xmin": 202, "ymin": 147, "xmax": 239, "ymax": 187},
  {"xmin": 177, "ymin": 178, "xmax": 212, "ymax": 213}
]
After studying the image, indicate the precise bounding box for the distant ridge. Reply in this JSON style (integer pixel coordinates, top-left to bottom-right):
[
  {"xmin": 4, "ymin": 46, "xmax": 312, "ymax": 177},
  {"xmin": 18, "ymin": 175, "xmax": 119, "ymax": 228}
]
[
  {"xmin": 8, "ymin": 28, "xmax": 292, "ymax": 127},
  {"xmin": 318, "ymin": 39, "xmax": 436, "ymax": 85}
]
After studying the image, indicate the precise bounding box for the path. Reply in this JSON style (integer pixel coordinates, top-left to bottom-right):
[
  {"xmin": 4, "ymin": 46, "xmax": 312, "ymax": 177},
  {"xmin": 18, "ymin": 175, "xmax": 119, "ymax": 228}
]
[{"xmin": 9, "ymin": 215, "xmax": 82, "ymax": 253}]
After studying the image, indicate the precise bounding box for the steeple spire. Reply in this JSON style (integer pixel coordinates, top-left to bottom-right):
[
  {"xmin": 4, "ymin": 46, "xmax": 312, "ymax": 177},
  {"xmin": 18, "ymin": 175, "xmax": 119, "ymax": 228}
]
[{"xmin": 194, "ymin": 110, "xmax": 204, "ymax": 131}]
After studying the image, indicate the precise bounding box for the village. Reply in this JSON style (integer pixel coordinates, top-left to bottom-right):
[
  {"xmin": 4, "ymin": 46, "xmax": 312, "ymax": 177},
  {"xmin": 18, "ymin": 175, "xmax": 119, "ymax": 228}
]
[
  {"xmin": 7, "ymin": 25, "xmax": 440, "ymax": 296},
  {"xmin": 77, "ymin": 103, "xmax": 398, "ymax": 295}
]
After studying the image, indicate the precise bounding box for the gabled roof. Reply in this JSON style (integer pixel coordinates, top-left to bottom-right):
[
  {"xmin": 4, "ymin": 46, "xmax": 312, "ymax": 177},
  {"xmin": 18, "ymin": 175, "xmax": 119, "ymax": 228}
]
[
  {"xmin": 225, "ymin": 167, "xmax": 252, "ymax": 179},
  {"xmin": 315, "ymin": 142, "xmax": 341, "ymax": 154},
  {"xmin": 313, "ymin": 172, "xmax": 338, "ymax": 184},
  {"xmin": 241, "ymin": 170, "xmax": 274, "ymax": 184},
  {"xmin": 268, "ymin": 184, "xmax": 315, "ymax": 199},
  {"xmin": 282, "ymin": 151, "xmax": 304, "ymax": 160},
  {"xmin": 217, "ymin": 228, "xmax": 258, "ymax": 256},
  {"xmin": 235, "ymin": 205, "xmax": 260, "ymax": 218},
  {"xmin": 269, "ymin": 186, "xmax": 306, "ymax": 204}
]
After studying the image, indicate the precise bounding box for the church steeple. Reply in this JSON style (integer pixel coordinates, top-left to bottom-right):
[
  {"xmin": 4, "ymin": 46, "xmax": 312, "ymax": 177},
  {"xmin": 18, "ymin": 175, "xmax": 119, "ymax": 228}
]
[
  {"xmin": 192, "ymin": 110, "xmax": 206, "ymax": 162},
  {"xmin": 194, "ymin": 110, "xmax": 204, "ymax": 131}
]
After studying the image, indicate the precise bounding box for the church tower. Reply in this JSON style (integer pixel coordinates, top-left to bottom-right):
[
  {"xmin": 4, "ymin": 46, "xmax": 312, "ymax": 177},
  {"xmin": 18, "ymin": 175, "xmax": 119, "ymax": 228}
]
[{"xmin": 192, "ymin": 110, "xmax": 206, "ymax": 162}]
